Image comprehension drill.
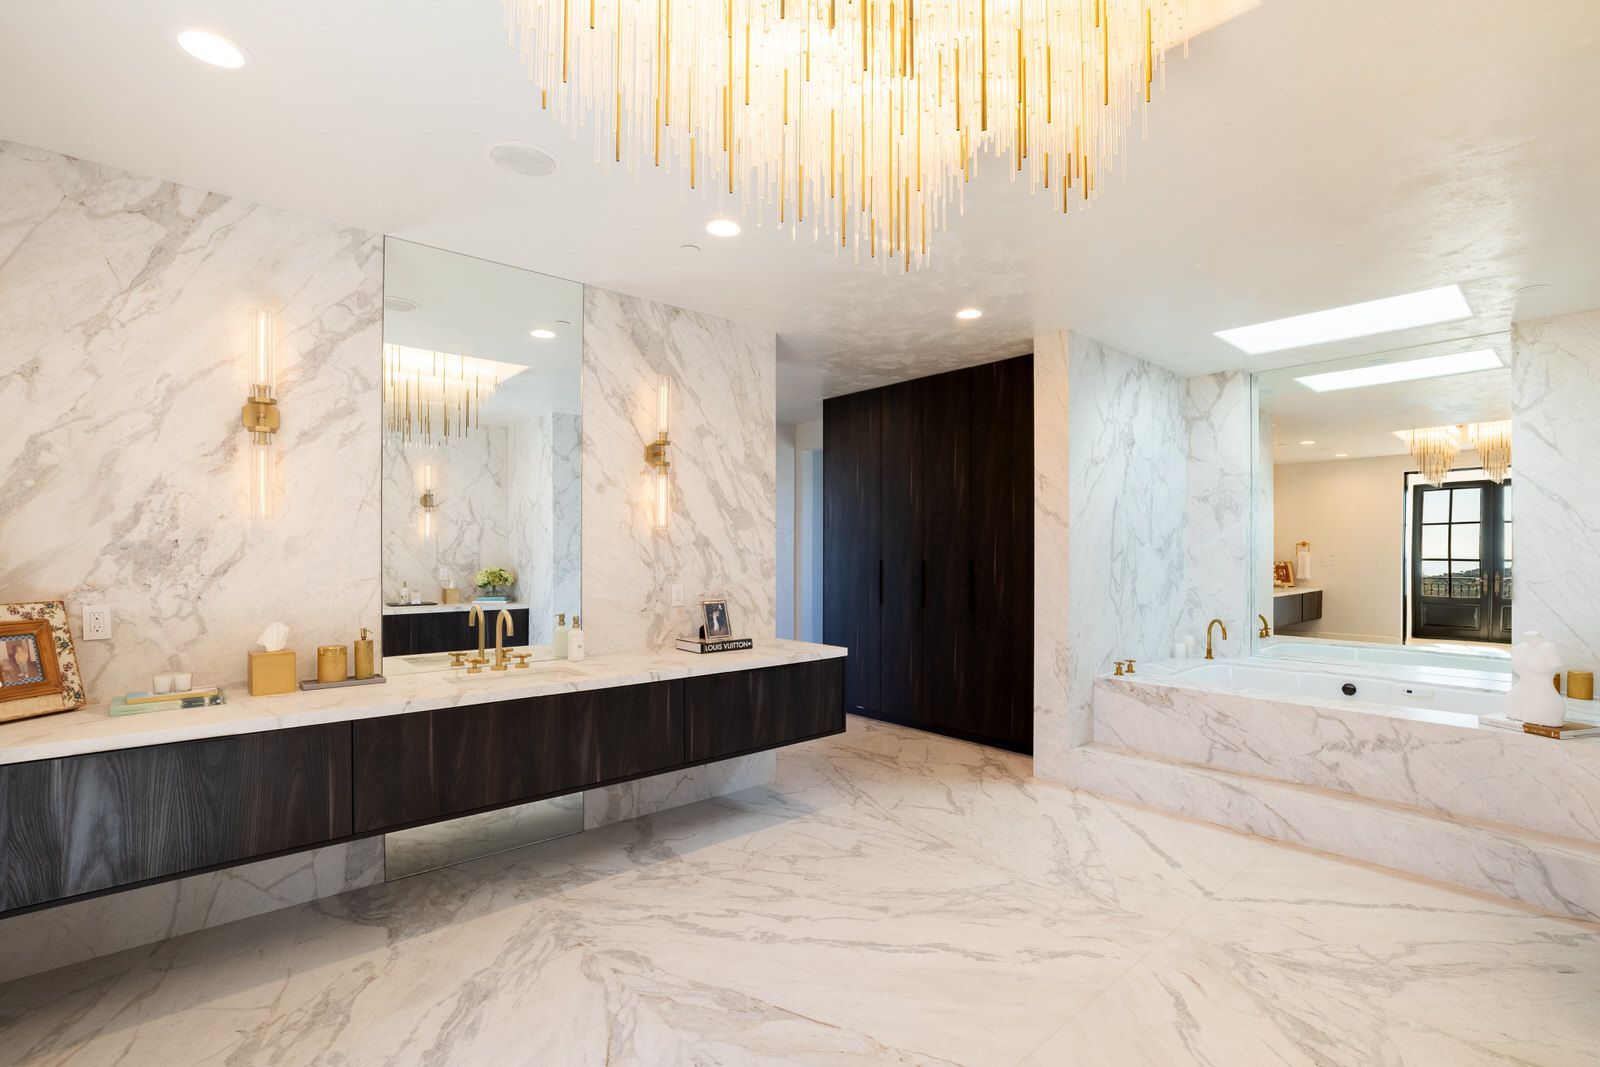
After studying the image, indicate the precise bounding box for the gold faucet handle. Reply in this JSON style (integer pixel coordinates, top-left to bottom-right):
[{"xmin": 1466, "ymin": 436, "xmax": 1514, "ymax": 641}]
[
  {"xmin": 513, "ymin": 653, "xmax": 531, "ymax": 669},
  {"xmin": 1125, "ymin": 659, "xmax": 1136, "ymax": 675},
  {"xmin": 1113, "ymin": 660, "xmax": 1126, "ymax": 676},
  {"xmin": 466, "ymin": 661, "xmax": 483, "ymax": 675},
  {"xmin": 448, "ymin": 651, "xmax": 467, "ymax": 668}
]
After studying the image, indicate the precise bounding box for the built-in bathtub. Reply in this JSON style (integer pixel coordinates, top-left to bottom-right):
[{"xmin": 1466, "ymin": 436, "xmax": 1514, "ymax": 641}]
[
  {"xmin": 1257, "ymin": 638, "xmax": 1510, "ymax": 676},
  {"xmin": 1164, "ymin": 659, "xmax": 1508, "ymax": 726}
]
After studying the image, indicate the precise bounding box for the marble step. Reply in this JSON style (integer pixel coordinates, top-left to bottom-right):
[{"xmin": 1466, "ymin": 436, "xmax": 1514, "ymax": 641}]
[{"xmin": 1066, "ymin": 742, "xmax": 1600, "ymax": 923}]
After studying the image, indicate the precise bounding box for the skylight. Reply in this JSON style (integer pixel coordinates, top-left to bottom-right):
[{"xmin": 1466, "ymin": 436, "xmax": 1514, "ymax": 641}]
[
  {"xmin": 1295, "ymin": 349, "xmax": 1502, "ymax": 393},
  {"xmin": 1215, "ymin": 286, "xmax": 1473, "ymax": 355}
]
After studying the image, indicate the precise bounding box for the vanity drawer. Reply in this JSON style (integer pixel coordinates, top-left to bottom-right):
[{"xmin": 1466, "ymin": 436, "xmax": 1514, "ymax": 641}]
[
  {"xmin": 351, "ymin": 681, "xmax": 681, "ymax": 833},
  {"xmin": 683, "ymin": 659, "xmax": 846, "ymax": 764},
  {"xmin": 0, "ymin": 724, "xmax": 351, "ymax": 913}
]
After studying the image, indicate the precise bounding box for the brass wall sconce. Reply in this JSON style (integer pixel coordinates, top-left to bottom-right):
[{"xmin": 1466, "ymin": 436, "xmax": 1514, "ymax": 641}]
[
  {"xmin": 419, "ymin": 463, "xmax": 439, "ymax": 540},
  {"xmin": 240, "ymin": 308, "xmax": 279, "ymax": 519},
  {"xmin": 645, "ymin": 376, "xmax": 672, "ymax": 528}
]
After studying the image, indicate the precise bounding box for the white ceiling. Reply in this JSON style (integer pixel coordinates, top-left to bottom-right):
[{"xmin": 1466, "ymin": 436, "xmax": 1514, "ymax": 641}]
[
  {"xmin": 2, "ymin": 0, "xmax": 1597, "ymax": 422},
  {"xmin": 1260, "ymin": 335, "xmax": 1514, "ymax": 464}
]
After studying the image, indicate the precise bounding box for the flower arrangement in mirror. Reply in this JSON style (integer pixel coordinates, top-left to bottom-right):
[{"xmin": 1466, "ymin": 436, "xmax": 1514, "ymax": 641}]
[
  {"xmin": 474, "ymin": 567, "xmax": 516, "ymax": 599},
  {"xmin": 0, "ymin": 600, "xmax": 86, "ymax": 723}
]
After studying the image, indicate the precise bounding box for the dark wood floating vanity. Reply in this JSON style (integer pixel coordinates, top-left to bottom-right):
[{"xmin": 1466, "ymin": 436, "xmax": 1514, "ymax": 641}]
[{"xmin": 0, "ymin": 647, "xmax": 844, "ymax": 915}]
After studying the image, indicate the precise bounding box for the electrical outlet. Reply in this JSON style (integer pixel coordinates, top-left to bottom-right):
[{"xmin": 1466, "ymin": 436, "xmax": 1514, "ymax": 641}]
[
  {"xmin": 671, "ymin": 584, "xmax": 684, "ymax": 607},
  {"xmin": 82, "ymin": 604, "xmax": 112, "ymax": 641}
]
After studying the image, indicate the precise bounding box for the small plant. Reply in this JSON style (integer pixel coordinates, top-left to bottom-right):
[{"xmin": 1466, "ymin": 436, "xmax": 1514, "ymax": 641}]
[{"xmin": 474, "ymin": 567, "xmax": 515, "ymax": 595}]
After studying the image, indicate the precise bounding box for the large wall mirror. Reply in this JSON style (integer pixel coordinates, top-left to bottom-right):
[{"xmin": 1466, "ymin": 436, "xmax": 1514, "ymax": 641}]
[
  {"xmin": 380, "ymin": 238, "xmax": 583, "ymax": 676},
  {"xmin": 1253, "ymin": 333, "xmax": 1513, "ymax": 670}
]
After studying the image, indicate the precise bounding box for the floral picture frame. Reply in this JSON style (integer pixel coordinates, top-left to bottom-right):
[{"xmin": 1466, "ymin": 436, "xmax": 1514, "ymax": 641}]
[{"xmin": 0, "ymin": 601, "xmax": 86, "ymax": 723}]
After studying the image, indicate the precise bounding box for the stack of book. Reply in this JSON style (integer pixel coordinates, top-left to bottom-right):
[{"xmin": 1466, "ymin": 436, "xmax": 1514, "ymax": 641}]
[
  {"xmin": 675, "ymin": 636, "xmax": 754, "ymax": 654},
  {"xmin": 110, "ymin": 687, "xmax": 226, "ymax": 717}
]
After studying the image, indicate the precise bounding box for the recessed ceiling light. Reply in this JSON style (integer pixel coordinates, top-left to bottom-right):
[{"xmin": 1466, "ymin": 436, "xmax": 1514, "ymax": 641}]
[
  {"xmin": 384, "ymin": 296, "xmax": 419, "ymax": 313},
  {"xmin": 554, "ymin": 319, "xmax": 571, "ymax": 327},
  {"xmin": 1334, "ymin": 453, "xmax": 1350, "ymax": 458},
  {"xmin": 530, "ymin": 329, "xmax": 557, "ymax": 339},
  {"xmin": 173, "ymin": 28, "xmax": 251, "ymax": 69},
  {"xmin": 680, "ymin": 243, "xmax": 702, "ymax": 253},
  {"xmin": 1294, "ymin": 348, "xmax": 1502, "ymax": 393},
  {"xmin": 705, "ymin": 218, "xmax": 741, "ymax": 237},
  {"xmin": 1299, "ymin": 440, "xmax": 1316, "ymax": 446},
  {"xmin": 1215, "ymin": 285, "xmax": 1472, "ymax": 355},
  {"xmin": 488, "ymin": 142, "xmax": 559, "ymax": 178},
  {"xmin": 956, "ymin": 308, "xmax": 983, "ymax": 320}
]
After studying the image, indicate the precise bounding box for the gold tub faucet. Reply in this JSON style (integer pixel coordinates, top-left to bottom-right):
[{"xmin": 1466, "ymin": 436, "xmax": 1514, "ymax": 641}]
[
  {"xmin": 1205, "ymin": 618, "xmax": 1229, "ymax": 660},
  {"xmin": 1257, "ymin": 613, "xmax": 1271, "ymax": 638}
]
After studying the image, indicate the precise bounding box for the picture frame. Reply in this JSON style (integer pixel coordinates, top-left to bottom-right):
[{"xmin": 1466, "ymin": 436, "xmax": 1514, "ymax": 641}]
[
  {"xmin": 0, "ymin": 601, "xmax": 86, "ymax": 724},
  {"xmin": 1272, "ymin": 560, "xmax": 1296, "ymax": 588},
  {"xmin": 701, "ymin": 598, "xmax": 733, "ymax": 639}
]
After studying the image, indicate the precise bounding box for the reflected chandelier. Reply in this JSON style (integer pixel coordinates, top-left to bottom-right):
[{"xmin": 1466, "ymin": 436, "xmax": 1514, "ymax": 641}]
[
  {"xmin": 383, "ymin": 345, "xmax": 527, "ymax": 447},
  {"xmin": 1467, "ymin": 419, "xmax": 1511, "ymax": 484},
  {"xmin": 501, "ymin": 0, "xmax": 1195, "ymax": 269},
  {"xmin": 1407, "ymin": 426, "xmax": 1459, "ymax": 487}
]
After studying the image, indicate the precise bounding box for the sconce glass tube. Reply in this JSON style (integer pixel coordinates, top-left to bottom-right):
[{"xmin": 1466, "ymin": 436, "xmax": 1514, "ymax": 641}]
[
  {"xmin": 420, "ymin": 464, "xmax": 437, "ymax": 540},
  {"xmin": 245, "ymin": 308, "xmax": 278, "ymax": 519},
  {"xmin": 647, "ymin": 376, "xmax": 672, "ymax": 529}
]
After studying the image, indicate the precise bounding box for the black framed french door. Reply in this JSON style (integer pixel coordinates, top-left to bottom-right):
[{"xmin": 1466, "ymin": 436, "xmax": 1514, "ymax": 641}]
[{"xmin": 1410, "ymin": 479, "xmax": 1512, "ymax": 643}]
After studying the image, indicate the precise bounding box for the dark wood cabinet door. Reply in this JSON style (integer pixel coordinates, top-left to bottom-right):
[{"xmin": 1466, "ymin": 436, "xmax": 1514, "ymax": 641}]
[
  {"xmin": 684, "ymin": 660, "xmax": 845, "ymax": 764},
  {"xmin": 352, "ymin": 682, "xmax": 680, "ymax": 833},
  {"xmin": 918, "ymin": 368, "xmax": 973, "ymax": 733},
  {"xmin": 968, "ymin": 355, "xmax": 1034, "ymax": 749},
  {"xmin": 823, "ymin": 389, "xmax": 884, "ymax": 716},
  {"xmin": 879, "ymin": 378, "xmax": 926, "ymax": 725},
  {"xmin": 383, "ymin": 609, "xmax": 530, "ymax": 657},
  {"xmin": 0, "ymin": 725, "xmax": 352, "ymax": 913}
]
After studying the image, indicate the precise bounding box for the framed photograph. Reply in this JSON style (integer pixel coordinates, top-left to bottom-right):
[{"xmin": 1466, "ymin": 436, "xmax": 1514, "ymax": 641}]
[
  {"xmin": 0, "ymin": 601, "xmax": 86, "ymax": 724},
  {"xmin": 701, "ymin": 598, "xmax": 733, "ymax": 639},
  {"xmin": 1272, "ymin": 560, "xmax": 1296, "ymax": 588}
]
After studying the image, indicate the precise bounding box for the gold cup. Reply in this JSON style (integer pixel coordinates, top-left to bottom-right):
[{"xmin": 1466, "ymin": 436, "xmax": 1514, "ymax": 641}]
[
  {"xmin": 1568, "ymin": 670, "xmax": 1594, "ymax": 701},
  {"xmin": 316, "ymin": 644, "xmax": 348, "ymax": 684}
]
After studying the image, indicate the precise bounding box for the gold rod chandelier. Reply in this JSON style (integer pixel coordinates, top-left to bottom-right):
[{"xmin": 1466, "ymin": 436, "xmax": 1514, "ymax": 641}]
[
  {"xmin": 502, "ymin": 0, "xmax": 1192, "ymax": 269},
  {"xmin": 383, "ymin": 344, "xmax": 525, "ymax": 447}
]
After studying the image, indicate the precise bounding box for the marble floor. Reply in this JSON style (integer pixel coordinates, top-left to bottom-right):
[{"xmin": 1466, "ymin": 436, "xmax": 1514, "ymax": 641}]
[{"xmin": 1, "ymin": 718, "xmax": 1596, "ymax": 1066}]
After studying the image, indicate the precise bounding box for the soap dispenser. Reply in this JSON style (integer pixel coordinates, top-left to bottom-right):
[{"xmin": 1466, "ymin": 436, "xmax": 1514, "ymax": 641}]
[
  {"xmin": 567, "ymin": 616, "xmax": 586, "ymax": 661},
  {"xmin": 552, "ymin": 613, "xmax": 569, "ymax": 658}
]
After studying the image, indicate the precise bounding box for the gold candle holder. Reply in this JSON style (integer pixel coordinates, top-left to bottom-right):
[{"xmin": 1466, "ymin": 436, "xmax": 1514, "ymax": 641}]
[
  {"xmin": 316, "ymin": 644, "xmax": 348, "ymax": 684},
  {"xmin": 1568, "ymin": 670, "xmax": 1594, "ymax": 701}
]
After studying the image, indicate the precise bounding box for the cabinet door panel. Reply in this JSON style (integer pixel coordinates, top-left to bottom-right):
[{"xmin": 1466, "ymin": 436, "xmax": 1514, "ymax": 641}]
[
  {"xmin": 918, "ymin": 369, "xmax": 973, "ymax": 732},
  {"xmin": 879, "ymin": 379, "xmax": 925, "ymax": 724},
  {"xmin": 1, "ymin": 725, "xmax": 351, "ymax": 913},
  {"xmin": 823, "ymin": 390, "xmax": 883, "ymax": 715},
  {"xmin": 684, "ymin": 660, "xmax": 845, "ymax": 763}
]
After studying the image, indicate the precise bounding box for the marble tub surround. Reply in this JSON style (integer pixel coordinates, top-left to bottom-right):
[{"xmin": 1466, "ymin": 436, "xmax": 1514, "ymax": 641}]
[
  {"xmin": 581, "ymin": 287, "xmax": 777, "ymax": 658},
  {"xmin": 1179, "ymin": 370, "xmax": 1254, "ymax": 658},
  {"xmin": 3, "ymin": 718, "xmax": 1597, "ymax": 1065},
  {"xmin": 0, "ymin": 140, "xmax": 384, "ymax": 701},
  {"xmin": 0, "ymin": 839, "xmax": 383, "ymax": 986},
  {"xmin": 1093, "ymin": 671, "xmax": 1600, "ymax": 844},
  {"xmin": 1514, "ymin": 308, "xmax": 1600, "ymax": 668},
  {"xmin": 0, "ymin": 639, "xmax": 845, "ymax": 767}
]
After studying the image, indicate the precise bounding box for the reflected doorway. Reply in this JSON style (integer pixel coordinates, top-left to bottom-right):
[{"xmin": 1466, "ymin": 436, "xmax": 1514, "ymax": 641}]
[{"xmin": 1410, "ymin": 479, "xmax": 1512, "ymax": 643}]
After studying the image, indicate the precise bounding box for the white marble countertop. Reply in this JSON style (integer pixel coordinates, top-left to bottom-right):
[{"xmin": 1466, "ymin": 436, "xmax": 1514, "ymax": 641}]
[
  {"xmin": 0, "ymin": 640, "xmax": 847, "ymax": 767},
  {"xmin": 381, "ymin": 601, "xmax": 530, "ymax": 615},
  {"xmin": 1272, "ymin": 586, "xmax": 1321, "ymax": 598}
]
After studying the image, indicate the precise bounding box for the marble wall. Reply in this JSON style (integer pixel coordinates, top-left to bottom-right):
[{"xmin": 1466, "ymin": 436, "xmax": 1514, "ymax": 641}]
[
  {"xmin": 775, "ymin": 422, "xmax": 797, "ymax": 639},
  {"xmin": 0, "ymin": 139, "xmax": 383, "ymax": 701},
  {"xmin": 506, "ymin": 416, "xmax": 555, "ymax": 641},
  {"xmin": 579, "ymin": 287, "xmax": 778, "ymax": 656},
  {"xmin": 1512, "ymin": 309, "xmax": 1600, "ymax": 667},
  {"xmin": 1033, "ymin": 331, "xmax": 1189, "ymax": 780},
  {"xmin": 550, "ymin": 412, "xmax": 583, "ymax": 624},
  {"xmin": 381, "ymin": 427, "xmax": 514, "ymax": 602},
  {"xmin": 1180, "ymin": 371, "xmax": 1253, "ymax": 656}
]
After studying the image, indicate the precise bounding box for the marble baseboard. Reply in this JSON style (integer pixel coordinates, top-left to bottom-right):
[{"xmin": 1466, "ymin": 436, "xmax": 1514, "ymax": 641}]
[
  {"xmin": 1093, "ymin": 677, "xmax": 1600, "ymax": 844},
  {"xmin": 0, "ymin": 839, "xmax": 384, "ymax": 985},
  {"xmin": 584, "ymin": 751, "xmax": 776, "ymax": 829},
  {"xmin": 1068, "ymin": 744, "xmax": 1600, "ymax": 922}
]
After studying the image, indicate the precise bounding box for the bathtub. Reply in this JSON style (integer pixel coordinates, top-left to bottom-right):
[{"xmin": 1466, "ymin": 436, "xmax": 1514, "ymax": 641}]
[
  {"xmin": 1164, "ymin": 659, "xmax": 1508, "ymax": 726},
  {"xmin": 1257, "ymin": 639, "xmax": 1510, "ymax": 677}
]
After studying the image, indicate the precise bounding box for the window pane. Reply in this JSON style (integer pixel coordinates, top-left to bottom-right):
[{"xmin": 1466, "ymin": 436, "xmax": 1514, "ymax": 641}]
[
  {"xmin": 1420, "ymin": 560, "xmax": 1450, "ymax": 597},
  {"xmin": 1502, "ymin": 522, "xmax": 1513, "ymax": 560},
  {"xmin": 1422, "ymin": 490, "xmax": 1450, "ymax": 523},
  {"xmin": 1502, "ymin": 561, "xmax": 1514, "ymax": 601},
  {"xmin": 1451, "ymin": 523, "xmax": 1480, "ymax": 559},
  {"xmin": 1421, "ymin": 525, "xmax": 1449, "ymax": 558},
  {"xmin": 1451, "ymin": 563, "xmax": 1482, "ymax": 599},
  {"xmin": 1451, "ymin": 487, "xmax": 1482, "ymax": 521},
  {"xmin": 1502, "ymin": 484, "xmax": 1512, "ymax": 513}
]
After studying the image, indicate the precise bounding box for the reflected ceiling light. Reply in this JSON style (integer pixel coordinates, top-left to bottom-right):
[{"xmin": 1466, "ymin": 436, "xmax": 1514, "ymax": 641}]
[
  {"xmin": 1334, "ymin": 453, "xmax": 1349, "ymax": 458},
  {"xmin": 383, "ymin": 345, "xmax": 527, "ymax": 447},
  {"xmin": 501, "ymin": 0, "xmax": 1198, "ymax": 271},
  {"xmin": 1468, "ymin": 420, "xmax": 1512, "ymax": 483},
  {"xmin": 1298, "ymin": 440, "xmax": 1315, "ymax": 446},
  {"xmin": 1216, "ymin": 286, "xmax": 1472, "ymax": 355},
  {"xmin": 174, "ymin": 28, "xmax": 250, "ymax": 69},
  {"xmin": 956, "ymin": 308, "xmax": 983, "ymax": 320},
  {"xmin": 1294, "ymin": 348, "xmax": 1501, "ymax": 393},
  {"xmin": 530, "ymin": 328, "xmax": 557, "ymax": 339},
  {"xmin": 704, "ymin": 218, "xmax": 742, "ymax": 238},
  {"xmin": 1405, "ymin": 426, "xmax": 1461, "ymax": 487}
]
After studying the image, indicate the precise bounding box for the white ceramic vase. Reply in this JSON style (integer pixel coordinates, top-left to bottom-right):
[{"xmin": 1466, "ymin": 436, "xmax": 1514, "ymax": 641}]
[{"xmin": 1508, "ymin": 631, "xmax": 1566, "ymax": 727}]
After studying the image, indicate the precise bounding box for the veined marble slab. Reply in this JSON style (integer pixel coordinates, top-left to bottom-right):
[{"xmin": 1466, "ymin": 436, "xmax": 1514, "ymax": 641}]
[
  {"xmin": 1094, "ymin": 674, "xmax": 1600, "ymax": 844},
  {"xmin": 0, "ymin": 640, "xmax": 845, "ymax": 766}
]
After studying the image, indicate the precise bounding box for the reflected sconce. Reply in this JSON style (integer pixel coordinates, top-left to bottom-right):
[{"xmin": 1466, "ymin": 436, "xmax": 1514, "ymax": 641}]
[
  {"xmin": 240, "ymin": 308, "xmax": 279, "ymax": 518},
  {"xmin": 419, "ymin": 464, "xmax": 439, "ymax": 540},
  {"xmin": 645, "ymin": 376, "xmax": 672, "ymax": 529}
]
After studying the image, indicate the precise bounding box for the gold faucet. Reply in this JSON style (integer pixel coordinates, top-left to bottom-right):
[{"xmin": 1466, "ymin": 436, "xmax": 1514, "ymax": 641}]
[
  {"xmin": 491, "ymin": 609, "xmax": 515, "ymax": 671},
  {"xmin": 1205, "ymin": 618, "xmax": 1228, "ymax": 660},
  {"xmin": 1257, "ymin": 613, "xmax": 1271, "ymax": 638},
  {"xmin": 467, "ymin": 603, "xmax": 488, "ymax": 670}
]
